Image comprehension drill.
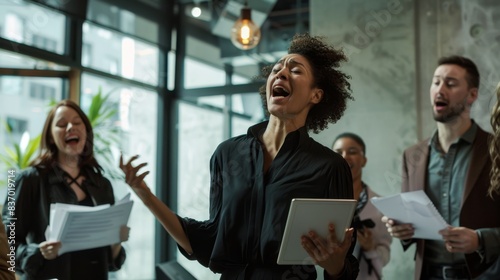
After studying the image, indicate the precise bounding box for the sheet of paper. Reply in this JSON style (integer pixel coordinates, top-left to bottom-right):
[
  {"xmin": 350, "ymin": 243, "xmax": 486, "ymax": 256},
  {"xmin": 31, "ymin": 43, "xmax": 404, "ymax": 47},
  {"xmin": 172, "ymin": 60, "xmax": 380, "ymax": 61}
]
[
  {"xmin": 46, "ymin": 194, "xmax": 133, "ymax": 255},
  {"xmin": 47, "ymin": 203, "xmax": 110, "ymax": 241},
  {"xmin": 370, "ymin": 190, "xmax": 448, "ymax": 240},
  {"xmin": 115, "ymin": 192, "xmax": 131, "ymax": 205}
]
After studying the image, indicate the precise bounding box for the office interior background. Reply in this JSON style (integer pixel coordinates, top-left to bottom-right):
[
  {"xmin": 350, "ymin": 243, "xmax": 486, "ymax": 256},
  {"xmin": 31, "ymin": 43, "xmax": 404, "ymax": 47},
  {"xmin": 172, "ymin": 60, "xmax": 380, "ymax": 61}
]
[{"xmin": 0, "ymin": 0, "xmax": 499, "ymax": 279}]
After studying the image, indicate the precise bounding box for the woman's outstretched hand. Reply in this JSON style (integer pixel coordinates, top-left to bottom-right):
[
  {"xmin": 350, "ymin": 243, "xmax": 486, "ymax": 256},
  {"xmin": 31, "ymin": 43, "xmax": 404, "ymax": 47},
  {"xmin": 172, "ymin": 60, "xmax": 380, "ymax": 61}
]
[
  {"xmin": 119, "ymin": 154, "xmax": 151, "ymax": 200},
  {"xmin": 119, "ymin": 154, "xmax": 192, "ymax": 254}
]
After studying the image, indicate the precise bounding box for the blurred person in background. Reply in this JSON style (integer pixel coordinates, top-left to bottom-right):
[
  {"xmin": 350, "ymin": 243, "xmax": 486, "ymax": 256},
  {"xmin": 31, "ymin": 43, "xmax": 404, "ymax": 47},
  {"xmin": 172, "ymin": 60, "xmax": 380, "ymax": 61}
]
[{"xmin": 333, "ymin": 132, "xmax": 391, "ymax": 280}]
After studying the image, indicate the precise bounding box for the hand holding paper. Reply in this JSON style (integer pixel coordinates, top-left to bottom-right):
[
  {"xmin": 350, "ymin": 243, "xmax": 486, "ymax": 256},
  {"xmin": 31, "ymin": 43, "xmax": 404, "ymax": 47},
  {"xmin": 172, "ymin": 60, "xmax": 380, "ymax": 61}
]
[
  {"xmin": 371, "ymin": 190, "xmax": 448, "ymax": 240},
  {"xmin": 45, "ymin": 194, "xmax": 134, "ymax": 255},
  {"xmin": 39, "ymin": 240, "xmax": 62, "ymax": 260},
  {"xmin": 381, "ymin": 215, "xmax": 415, "ymax": 240}
]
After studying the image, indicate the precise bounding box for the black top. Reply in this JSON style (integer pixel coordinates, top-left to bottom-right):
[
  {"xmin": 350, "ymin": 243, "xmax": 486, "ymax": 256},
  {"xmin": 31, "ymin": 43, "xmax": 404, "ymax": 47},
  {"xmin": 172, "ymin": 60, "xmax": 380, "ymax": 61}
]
[
  {"xmin": 178, "ymin": 121, "xmax": 358, "ymax": 279},
  {"xmin": 2, "ymin": 165, "xmax": 126, "ymax": 280}
]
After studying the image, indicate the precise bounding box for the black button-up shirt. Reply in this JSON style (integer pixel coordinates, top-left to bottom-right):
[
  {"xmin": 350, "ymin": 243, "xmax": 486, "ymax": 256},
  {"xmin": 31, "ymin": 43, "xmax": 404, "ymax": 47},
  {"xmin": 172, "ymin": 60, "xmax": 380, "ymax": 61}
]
[{"xmin": 178, "ymin": 121, "xmax": 357, "ymax": 279}]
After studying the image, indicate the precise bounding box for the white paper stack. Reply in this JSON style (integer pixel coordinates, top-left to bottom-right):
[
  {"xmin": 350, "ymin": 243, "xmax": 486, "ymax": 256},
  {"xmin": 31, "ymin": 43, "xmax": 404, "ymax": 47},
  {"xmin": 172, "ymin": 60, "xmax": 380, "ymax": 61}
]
[{"xmin": 45, "ymin": 193, "xmax": 134, "ymax": 255}]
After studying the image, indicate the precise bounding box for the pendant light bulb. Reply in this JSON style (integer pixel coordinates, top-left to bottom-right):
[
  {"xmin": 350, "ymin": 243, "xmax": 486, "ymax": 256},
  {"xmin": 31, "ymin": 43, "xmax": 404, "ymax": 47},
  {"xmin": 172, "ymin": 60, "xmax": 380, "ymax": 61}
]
[
  {"xmin": 191, "ymin": 6, "xmax": 202, "ymax": 18},
  {"xmin": 231, "ymin": 6, "xmax": 261, "ymax": 50}
]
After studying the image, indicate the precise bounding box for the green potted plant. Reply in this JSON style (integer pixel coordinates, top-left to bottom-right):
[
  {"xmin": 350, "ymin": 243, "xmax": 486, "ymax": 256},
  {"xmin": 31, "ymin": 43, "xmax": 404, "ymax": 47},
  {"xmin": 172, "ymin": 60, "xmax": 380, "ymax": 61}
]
[
  {"xmin": 85, "ymin": 87, "xmax": 123, "ymax": 180},
  {"xmin": 0, "ymin": 125, "xmax": 41, "ymax": 170}
]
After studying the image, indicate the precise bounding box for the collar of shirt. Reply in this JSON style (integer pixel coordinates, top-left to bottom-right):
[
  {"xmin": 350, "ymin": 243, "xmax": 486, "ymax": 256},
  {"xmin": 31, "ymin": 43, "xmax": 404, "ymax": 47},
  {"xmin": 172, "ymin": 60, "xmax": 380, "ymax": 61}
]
[
  {"xmin": 46, "ymin": 164, "xmax": 98, "ymax": 188},
  {"xmin": 428, "ymin": 119, "xmax": 478, "ymax": 152},
  {"xmin": 48, "ymin": 164, "xmax": 69, "ymax": 185},
  {"xmin": 247, "ymin": 121, "xmax": 310, "ymax": 148}
]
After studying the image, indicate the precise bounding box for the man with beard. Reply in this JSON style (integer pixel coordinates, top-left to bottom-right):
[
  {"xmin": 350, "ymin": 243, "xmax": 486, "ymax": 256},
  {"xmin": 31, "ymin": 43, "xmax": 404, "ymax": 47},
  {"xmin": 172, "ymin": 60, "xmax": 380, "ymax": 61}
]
[{"xmin": 382, "ymin": 56, "xmax": 500, "ymax": 279}]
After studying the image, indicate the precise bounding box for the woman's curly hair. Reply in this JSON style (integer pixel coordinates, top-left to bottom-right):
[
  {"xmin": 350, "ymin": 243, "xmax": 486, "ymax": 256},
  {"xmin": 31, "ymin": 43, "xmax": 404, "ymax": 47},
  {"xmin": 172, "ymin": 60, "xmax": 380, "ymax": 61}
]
[
  {"xmin": 258, "ymin": 33, "xmax": 353, "ymax": 133},
  {"xmin": 490, "ymin": 82, "xmax": 500, "ymax": 197}
]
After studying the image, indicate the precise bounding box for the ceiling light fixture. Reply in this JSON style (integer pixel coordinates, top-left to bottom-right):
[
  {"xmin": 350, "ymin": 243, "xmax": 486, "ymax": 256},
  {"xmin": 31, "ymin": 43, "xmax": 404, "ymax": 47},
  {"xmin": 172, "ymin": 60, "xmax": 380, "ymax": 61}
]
[
  {"xmin": 230, "ymin": 1, "xmax": 261, "ymax": 50},
  {"xmin": 191, "ymin": 5, "xmax": 202, "ymax": 18}
]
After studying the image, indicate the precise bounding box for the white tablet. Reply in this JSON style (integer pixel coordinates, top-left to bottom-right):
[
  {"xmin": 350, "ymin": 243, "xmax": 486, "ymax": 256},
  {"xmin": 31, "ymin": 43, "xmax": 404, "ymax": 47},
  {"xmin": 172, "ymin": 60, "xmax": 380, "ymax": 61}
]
[{"xmin": 277, "ymin": 198, "xmax": 357, "ymax": 265}]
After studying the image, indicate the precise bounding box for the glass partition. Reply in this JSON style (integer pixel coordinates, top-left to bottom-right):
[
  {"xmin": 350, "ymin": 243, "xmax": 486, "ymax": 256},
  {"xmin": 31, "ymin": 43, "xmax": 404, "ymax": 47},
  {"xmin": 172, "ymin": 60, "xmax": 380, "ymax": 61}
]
[
  {"xmin": 0, "ymin": 0, "xmax": 66, "ymax": 54},
  {"xmin": 81, "ymin": 72, "xmax": 157, "ymax": 280},
  {"xmin": 176, "ymin": 100, "xmax": 223, "ymax": 280},
  {"xmin": 87, "ymin": 0, "xmax": 159, "ymax": 43},
  {"xmin": 0, "ymin": 76, "xmax": 65, "ymax": 201},
  {"xmin": 82, "ymin": 22, "xmax": 160, "ymax": 85}
]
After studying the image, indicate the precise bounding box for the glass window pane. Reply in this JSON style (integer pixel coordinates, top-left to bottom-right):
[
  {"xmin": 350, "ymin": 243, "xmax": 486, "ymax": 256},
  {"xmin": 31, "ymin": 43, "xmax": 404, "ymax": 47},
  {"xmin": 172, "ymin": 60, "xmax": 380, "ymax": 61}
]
[
  {"xmin": 177, "ymin": 101, "xmax": 223, "ymax": 280},
  {"xmin": 87, "ymin": 0, "xmax": 159, "ymax": 43},
  {"xmin": 0, "ymin": 76, "xmax": 65, "ymax": 201},
  {"xmin": 0, "ymin": 49, "xmax": 69, "ymax": 70},
  {"xmin": 197, "ymin": 95, "xmax": 225, "ymax": 108},
  {"xmin": 232, "ymin": 72, "xmax": 252, "ymax": 85},
  {"xmin": 182, "ymin": 54, "xmax": 257, "ymax": 89},
  {"xmin": 136, "ymin": 0, "xmax": 163, "ymax": 9},
  {"xmin": 0, "ymin": 0, "xmax": 66, "ymax": 54},
  {"xmin": 232, "ymin": 116, "xmax": 256, "ymax": 137},
  {"xmin": 184, "ymin": 34, "xmax": 260, "ymax": 86},
  {"xmin": 187, "ymin": 91, "xmax": 264, "ymax": 117},
  {"xmin": 184, "ymin": 57, "xmax": 225, "ymax": 89},
  {"xmin": 81, "ymin": 73, "xmax": 157, "ymax": 280},
  {"xmin": 167, "ymin": 51, "xmax": 175, "ymax": 91},
  {"xmin": 82, "ymin": 22, "xmax": 159, "ymax": 86},
  {"xmin": 231, "ymin": 63, "xmax": 262, "ymax": 85},
  {"xmin": 231, "ymin": 93, "xmax": 264, "ymax": 120}
]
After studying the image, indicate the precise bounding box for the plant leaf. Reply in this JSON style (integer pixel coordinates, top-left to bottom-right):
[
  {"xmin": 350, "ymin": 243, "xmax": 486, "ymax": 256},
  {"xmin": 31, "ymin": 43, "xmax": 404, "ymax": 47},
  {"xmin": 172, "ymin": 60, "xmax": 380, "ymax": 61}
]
[{"xmin": 21, "ymin": 134, "xmax": 41, "ymax": 169}]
